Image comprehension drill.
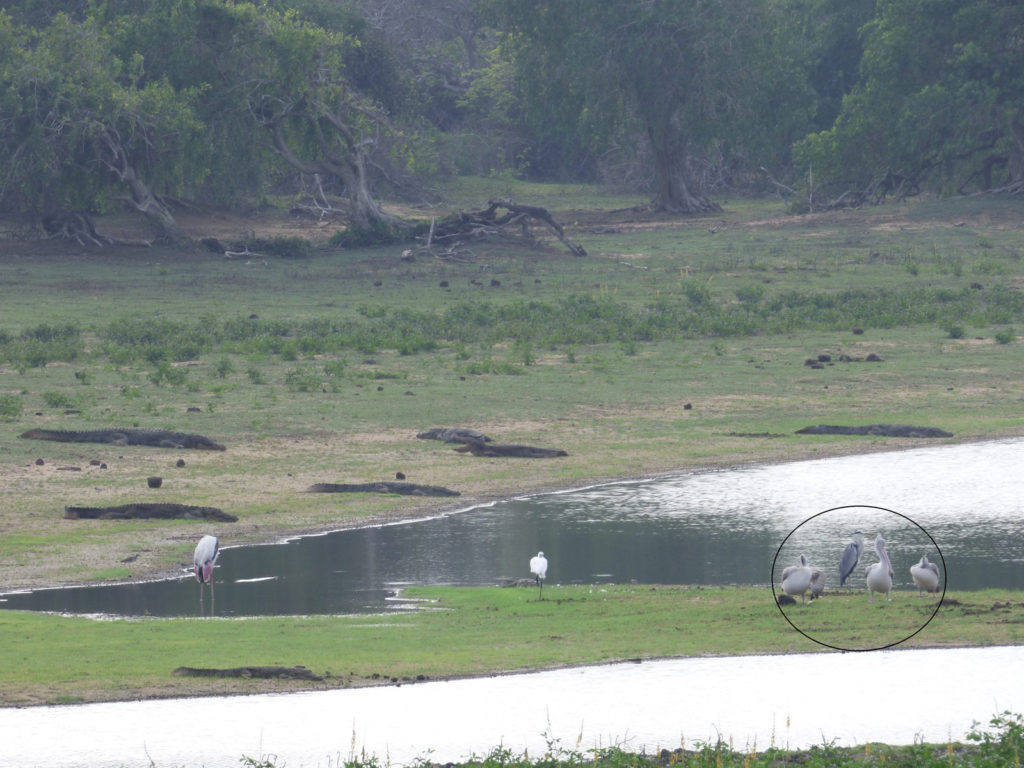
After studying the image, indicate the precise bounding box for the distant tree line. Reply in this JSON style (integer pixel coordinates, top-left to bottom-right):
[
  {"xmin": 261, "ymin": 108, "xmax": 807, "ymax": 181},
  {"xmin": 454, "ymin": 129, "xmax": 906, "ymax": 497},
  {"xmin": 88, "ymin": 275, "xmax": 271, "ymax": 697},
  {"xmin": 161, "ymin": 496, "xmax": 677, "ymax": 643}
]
[{"xmin": 0, "ymin": 0, "xmax": 1021, "ymax": 240}]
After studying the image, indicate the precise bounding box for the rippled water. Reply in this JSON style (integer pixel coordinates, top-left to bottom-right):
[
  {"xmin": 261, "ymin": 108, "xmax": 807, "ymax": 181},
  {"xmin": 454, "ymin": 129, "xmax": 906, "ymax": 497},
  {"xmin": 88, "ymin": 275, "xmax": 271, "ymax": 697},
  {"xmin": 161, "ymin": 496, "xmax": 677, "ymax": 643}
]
[
  {"xmin": 3, "ymin": 646, "xmax": 1022, "ymax": 768},
  {"xmin": 2, "ymin": 438, "xmax": 1023, "ymax": 616}
]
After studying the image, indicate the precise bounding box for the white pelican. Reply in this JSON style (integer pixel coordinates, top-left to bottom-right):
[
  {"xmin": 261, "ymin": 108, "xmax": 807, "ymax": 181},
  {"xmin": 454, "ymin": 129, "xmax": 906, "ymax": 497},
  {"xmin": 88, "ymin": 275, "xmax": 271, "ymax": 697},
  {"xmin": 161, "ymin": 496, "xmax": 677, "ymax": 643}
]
[
  {"xmin": 781, "ymin": 554, "xmax": 813, "ymax": 603},
  {"xmin": 910, "ymin": 555, "xmax": 941, "ymax": 595},
  {"xmin": 839, "ymin": 531, "xmax": 864, "ymax": 586},
  {"xmin": 529, "ymin": 551, "xmax": 548, "ymax": 600},
  {"xmin": 193, "ymin": 534, "xmax": 219, "ymax": 610},
  {"xmin": 865, "ymin": 535, "xmax": 893, "ymax": 602}
]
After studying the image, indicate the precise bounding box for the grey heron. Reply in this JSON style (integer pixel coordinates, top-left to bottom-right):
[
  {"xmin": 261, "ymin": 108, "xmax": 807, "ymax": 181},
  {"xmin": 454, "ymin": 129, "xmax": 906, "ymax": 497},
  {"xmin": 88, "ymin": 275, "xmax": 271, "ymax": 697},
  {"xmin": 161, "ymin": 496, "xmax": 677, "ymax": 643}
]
[{"xmin": 839, "ymin": 531, "xmax": 864, "ymax": 587}]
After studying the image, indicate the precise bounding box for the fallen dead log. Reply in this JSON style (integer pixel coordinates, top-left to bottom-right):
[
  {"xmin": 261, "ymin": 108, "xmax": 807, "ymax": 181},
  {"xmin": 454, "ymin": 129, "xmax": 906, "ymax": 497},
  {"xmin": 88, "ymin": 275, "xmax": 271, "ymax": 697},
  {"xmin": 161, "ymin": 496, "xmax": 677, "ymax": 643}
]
[
  {"xmin": 416, "ymin": 427, "xmax": 493, "ymax": 444},
  {"xmin": 425, "ymin": 199, "xmax": 587, "ymax": 257},
  {"xmin": 20, "ymin": 428, "xmax": 226, "ymax": 450},
  {"xmin": 172, "ymin": 666, "xmax": 322, "ymax": 680},
  {"xmin": 64, "ymin": 503, "xmax": 237, "ymax": 522},
  {"xmin": 454, "ymin": 441, "xmax": 568, "ymax": 458},
  {"xmin": 795, "ymin": 424, "xmax": 953, "ymax": 438},
  {"xmin": 307, "ymin": 481, "xmax": 460, "ymax": 497}
]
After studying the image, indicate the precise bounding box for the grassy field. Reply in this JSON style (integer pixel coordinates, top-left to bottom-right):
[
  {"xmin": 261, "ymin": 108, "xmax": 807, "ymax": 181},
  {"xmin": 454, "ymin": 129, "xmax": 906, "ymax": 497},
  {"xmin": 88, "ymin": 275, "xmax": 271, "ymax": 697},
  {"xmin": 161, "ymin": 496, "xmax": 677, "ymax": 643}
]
[
  {"xmin": 2, "ymin": 186, "xmax": 1024, "ymax": 590},
  {"xmin": 0, "ymin": 585, "xmax": 1021, "ymax": 706},
  {"xmin": 2, "ymin": 183, "xmax": 1024, "ymax": 708}
]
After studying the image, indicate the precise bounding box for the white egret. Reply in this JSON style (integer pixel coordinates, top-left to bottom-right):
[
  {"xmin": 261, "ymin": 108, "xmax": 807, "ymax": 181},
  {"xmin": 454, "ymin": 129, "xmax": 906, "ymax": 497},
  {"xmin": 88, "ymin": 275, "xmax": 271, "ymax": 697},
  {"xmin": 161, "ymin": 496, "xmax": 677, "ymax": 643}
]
[
  {"xmin": 865, "ymin": 535, "xmax": 893, "ymax": 603},
  {"xmin": 781, "ymin": 554, "xmax": 813, "ymax": 604},
  {"xmin": 910, "ymin": 555, "xmax": 941, "ymax": 596},
  {"xmin": 529, "ymin": 551, "xmax": 548, "ymax": 600}
]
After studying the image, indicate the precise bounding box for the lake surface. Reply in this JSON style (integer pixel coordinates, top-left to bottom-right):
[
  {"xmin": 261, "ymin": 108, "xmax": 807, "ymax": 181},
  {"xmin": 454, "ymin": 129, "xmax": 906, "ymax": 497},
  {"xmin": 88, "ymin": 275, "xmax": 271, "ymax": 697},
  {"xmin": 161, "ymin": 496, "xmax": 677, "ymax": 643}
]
[
  {"xmin": 2, "ymin": 438, "xmax": 1023, "ymax": 616},
  {"xmin": 2, "ymin": 645, "xmax": 1022, "ymax": 768}
]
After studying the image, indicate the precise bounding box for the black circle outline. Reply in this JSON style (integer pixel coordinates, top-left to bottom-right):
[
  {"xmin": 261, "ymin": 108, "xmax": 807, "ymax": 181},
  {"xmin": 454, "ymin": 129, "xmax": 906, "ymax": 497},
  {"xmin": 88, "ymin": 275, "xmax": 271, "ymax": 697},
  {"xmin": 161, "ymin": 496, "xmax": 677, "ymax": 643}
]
[{"xmin": 770, "ymin": 504, "xmax": 947, "ymax": 652}]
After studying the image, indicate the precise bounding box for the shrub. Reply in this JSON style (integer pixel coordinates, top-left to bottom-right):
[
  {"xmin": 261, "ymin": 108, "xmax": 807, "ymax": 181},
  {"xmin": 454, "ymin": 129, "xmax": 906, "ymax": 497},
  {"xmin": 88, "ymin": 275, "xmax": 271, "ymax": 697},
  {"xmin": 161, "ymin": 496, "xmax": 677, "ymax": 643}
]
[
  {"xmin": 42, "ymin": 391, "xmax": 76, "ymax": 409},
  {"xmin": 0, "ymin": 394, "xmax": 22, "ymax": 420},
  {"xmin": 994, "ymin": 329, "xmax": 1015, "ymax": 344}
]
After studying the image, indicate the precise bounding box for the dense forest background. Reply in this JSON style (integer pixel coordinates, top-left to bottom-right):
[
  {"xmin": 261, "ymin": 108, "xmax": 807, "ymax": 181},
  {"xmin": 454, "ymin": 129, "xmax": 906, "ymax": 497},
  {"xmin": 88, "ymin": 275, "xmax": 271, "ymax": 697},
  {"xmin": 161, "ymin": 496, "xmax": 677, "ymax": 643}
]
[{"xmin": 1, "ymin": 0, "xmax": 1022, "ymax": 242}]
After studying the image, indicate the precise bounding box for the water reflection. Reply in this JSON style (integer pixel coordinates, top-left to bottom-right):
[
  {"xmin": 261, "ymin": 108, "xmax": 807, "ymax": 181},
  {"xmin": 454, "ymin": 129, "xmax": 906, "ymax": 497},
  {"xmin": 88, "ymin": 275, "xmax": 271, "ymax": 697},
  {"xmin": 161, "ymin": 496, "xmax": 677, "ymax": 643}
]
[{"xmin": 2, "ymin": 438, "xmax": 1023, "ymax": 616}]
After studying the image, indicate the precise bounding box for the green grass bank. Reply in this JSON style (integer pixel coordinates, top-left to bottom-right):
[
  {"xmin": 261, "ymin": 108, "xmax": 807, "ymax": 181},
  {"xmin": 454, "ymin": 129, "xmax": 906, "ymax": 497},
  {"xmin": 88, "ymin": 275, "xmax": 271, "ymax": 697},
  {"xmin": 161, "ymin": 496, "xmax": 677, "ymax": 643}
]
[{"xmin": 1, "ymin": 585, "xmax": 1021, "ymax": 707}]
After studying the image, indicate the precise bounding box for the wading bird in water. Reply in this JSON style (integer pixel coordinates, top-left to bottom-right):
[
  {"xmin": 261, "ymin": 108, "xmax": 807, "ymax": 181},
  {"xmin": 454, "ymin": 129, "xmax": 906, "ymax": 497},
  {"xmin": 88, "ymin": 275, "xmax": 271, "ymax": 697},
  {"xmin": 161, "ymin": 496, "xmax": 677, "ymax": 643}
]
[
  {"xmin": 910, "ymin": 555, "xmax": 941, "ymax": 596},
  {"xmin": 781, "ymin": 554, "xmax": 813, "ymax": 603},
  {"xmin": 529, "ymin": 551, "xmax": 548, "ymax": 600},
  {"xmin": 194, "ymin": 534, "xmax": 219, "ymax": 613},
  {"xmin": 865, "ymin": 534, "xmax": 893, "ymax": 602},
  {"xmin": 839, "ymin": 531, "xmax": 864, "ymax": 587}
]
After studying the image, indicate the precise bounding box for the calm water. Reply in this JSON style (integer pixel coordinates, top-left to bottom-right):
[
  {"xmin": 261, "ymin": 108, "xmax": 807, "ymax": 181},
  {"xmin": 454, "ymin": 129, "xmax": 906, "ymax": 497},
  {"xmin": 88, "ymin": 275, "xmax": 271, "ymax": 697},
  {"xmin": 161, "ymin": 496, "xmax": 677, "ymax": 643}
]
[
  {"xmin": 3, "ymin": 646, "xmax": 1023, "ymax": 767},
  {"xmin": 2, "ymin": 439, "xmax": 1023, "ymax": 616}
]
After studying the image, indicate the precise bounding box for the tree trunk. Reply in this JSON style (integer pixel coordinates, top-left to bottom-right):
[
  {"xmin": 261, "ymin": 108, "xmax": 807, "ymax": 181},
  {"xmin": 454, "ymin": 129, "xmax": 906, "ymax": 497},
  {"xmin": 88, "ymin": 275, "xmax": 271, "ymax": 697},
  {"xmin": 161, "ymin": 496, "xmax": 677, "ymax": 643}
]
[
  {"xmin": 98, "ymin": 129, "xmax": 188, "ymax": 244},
  {"xmin": 646, "ymin": 124, "xmax": 722, "ymax": 214},
  {"xmin": 120, "ymin": 165, "xmax": 188, "ymax": 244},
  {"xmin": 1007, "ymin": 116, "xmax": 1024, "ymax": 192}
]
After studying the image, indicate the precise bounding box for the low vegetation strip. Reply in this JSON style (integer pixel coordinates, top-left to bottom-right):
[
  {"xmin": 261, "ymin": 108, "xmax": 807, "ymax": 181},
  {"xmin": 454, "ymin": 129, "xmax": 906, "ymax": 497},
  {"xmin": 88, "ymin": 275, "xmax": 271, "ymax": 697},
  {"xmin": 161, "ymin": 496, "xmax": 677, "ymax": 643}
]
[
  {"xmin": 252, "ymin": 714, "xmax": 1022, "ymax": 768},
  {"xmin": 0, "ymin": 586, "xmax": 1020, "ymax": 707},
  {"xmin": 6, "ymin": 284, "xmax": 1024, "ymax": 370}
]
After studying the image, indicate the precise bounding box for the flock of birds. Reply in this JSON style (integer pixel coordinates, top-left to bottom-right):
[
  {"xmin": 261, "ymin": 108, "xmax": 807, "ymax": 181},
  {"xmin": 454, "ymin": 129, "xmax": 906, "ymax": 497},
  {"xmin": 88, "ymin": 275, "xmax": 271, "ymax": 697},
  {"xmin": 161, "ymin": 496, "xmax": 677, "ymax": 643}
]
[
  {"xmin": 193, "ymin": 530, "xmax": 940, "ymax": 611},
  {"xmin": 780, "ymin": 530, "xmax": 941, "ymax": 605}
]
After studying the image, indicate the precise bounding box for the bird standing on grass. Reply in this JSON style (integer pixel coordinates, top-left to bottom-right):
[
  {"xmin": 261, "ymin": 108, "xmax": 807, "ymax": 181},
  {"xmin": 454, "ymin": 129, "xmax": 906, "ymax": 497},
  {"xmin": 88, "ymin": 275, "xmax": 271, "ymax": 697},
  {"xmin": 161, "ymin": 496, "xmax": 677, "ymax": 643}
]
[
  {"xmin": 529, "ymin": 551, "xmax": 548, "ymax": 600},
  {"xmin": 839, "ymin": 531, "xmax": 864, "ymax": 587},
  {"xmin": 193, "ymin": 534, "xmax": 219, "ymax": 613},
  {"xmin": 781, "ymin": 554, "xmax": 813, "ymax": 604},
  {"xmin": 910, "ymin": 555, "xmax": 941, "ymax": 596},
  {"xmin": 866, "ymin": 535, "xmax": 893, "ymax": 603}
]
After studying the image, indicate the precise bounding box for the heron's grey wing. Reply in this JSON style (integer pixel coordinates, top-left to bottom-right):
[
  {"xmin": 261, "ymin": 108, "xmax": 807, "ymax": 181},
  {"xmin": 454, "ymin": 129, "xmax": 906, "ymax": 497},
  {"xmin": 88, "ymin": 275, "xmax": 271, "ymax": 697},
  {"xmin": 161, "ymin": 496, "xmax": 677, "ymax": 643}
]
[{"xmin": 839, "ymin": 543, "xmax": 859, "ymax": 584}]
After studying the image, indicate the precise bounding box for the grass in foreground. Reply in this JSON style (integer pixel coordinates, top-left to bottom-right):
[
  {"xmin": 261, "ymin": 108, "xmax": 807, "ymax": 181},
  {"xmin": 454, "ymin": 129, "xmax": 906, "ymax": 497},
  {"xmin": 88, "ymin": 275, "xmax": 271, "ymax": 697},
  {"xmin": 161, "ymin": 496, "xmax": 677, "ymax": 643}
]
[
  {"xmin": 1, "ymin": 585, "xmax": 1021, "ymax": 707},
  {"xmin": 239, "ymin": 713, "xmax": 1024, "ymax": 767}
]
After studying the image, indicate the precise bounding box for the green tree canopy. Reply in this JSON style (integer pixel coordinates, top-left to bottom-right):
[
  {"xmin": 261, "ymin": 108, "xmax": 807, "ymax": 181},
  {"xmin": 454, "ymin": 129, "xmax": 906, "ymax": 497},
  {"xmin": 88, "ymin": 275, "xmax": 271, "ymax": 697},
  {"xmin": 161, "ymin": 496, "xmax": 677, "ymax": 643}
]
[{"xmin": 797, "ymin": 0, "xmax": 1024, "ymax": 203}]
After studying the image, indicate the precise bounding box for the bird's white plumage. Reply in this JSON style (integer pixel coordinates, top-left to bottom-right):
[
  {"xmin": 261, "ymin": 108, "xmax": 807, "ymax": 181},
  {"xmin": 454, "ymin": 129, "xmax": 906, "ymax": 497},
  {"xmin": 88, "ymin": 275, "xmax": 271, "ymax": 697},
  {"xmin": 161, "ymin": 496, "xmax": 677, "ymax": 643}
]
[
  {"xmin": 781, "ymin": 554, "xmax": 813, "ymax": 602},
  {"xmin": 530, "ymin": 551, "xmax": 548, "ymax": 581},
  {"xmin": 193, "ymin": 534, "xmax": 219, "ymax": 584},
  {"xmin": 910, "ymin": 555, "xmax": 941, "ymax": 594},
  {"xmin": 865, "ymin": 535, "xmax": 893, "ymax": 602}
]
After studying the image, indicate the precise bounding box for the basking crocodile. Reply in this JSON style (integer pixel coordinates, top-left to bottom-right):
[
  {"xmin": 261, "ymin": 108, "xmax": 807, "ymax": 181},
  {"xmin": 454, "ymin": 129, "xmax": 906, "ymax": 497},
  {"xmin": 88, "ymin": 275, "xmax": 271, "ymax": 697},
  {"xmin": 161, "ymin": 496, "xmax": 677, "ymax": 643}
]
[{"xmin": 20, "ymin": 428, "xmax": 226, "ymax": 450}]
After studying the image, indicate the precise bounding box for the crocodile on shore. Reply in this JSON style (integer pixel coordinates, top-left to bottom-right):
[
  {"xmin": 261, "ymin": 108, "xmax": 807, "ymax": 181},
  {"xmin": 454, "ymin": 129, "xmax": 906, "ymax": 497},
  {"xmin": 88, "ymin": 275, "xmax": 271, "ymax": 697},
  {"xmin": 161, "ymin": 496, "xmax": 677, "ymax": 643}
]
[{"xmin": 20, "ymin": 428, "xmax": 226, "ymax": 450}]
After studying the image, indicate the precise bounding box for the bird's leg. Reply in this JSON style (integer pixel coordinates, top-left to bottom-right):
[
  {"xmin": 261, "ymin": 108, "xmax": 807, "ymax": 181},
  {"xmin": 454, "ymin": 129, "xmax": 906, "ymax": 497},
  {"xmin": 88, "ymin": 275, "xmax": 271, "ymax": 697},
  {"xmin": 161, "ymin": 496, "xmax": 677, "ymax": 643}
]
[{"xmin": 210, "ymin": 578, "xmax": 215, "ymax": 616}]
